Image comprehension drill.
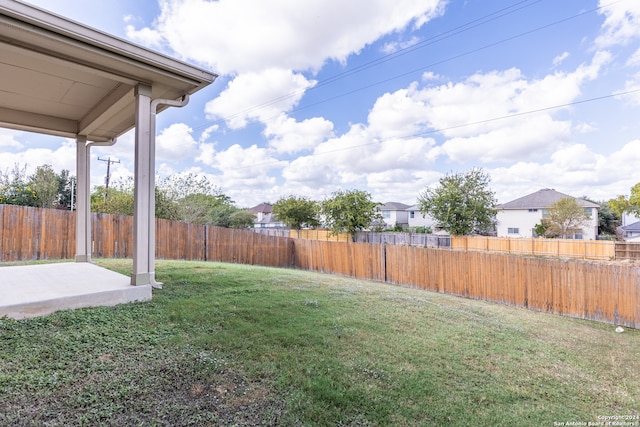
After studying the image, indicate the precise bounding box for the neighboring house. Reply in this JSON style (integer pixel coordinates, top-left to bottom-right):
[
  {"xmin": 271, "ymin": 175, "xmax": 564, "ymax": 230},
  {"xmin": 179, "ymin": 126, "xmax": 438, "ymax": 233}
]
[
  {"xmin": 406, "ymin": 205, "xmax": 435, "ymax": 229},
  {"xmin": 378, "ymin": 202, "xmax": 411, "ymax": 229},
  {"xmin": 622, "ymin": 212, "xmax": 640, "ymax": 227},
  {"xmin": 618, "ymin": 221, "xmax": 640, "ymax": 241},
  {"xmin": 496, "ymin": 188, "xmax": 599, "ymax": 240},
  {"xmin": 248, "ymin": 203, "xmax": 287, "ymax": 228}
]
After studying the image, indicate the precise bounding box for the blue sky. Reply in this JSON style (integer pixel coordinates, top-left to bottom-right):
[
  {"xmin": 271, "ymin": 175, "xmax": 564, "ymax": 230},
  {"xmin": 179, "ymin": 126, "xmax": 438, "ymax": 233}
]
[{"xmin": 2, "ymin": 0, "xmax": 640, "ymax": 208}]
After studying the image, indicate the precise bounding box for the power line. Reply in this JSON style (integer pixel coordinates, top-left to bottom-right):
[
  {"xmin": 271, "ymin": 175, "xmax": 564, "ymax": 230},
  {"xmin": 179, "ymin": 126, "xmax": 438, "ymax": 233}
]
[
  {"xmin": 191, "ymin": 0, "xmax": 620, "ymax": 134},
  {"xmin": 219, "ymin": 88, "xmax": 640, "ymax": 171},
  {"xmin": 209, "ymin": 0, "xmax": 546, "ymax": 127}
]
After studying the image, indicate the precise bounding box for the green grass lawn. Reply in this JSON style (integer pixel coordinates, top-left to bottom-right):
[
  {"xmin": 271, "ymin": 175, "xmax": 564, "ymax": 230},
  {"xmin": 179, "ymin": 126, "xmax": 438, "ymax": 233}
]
[{"xmin": 1, "ymin": 259, "xmax": 639, "ymax": 426}]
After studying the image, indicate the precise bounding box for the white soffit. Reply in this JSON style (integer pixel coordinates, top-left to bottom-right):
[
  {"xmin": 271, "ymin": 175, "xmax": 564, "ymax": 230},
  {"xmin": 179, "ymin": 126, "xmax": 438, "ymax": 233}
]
[{"xmin": 0, "ymin": 0, "xmax": 217, "ymax": 142}]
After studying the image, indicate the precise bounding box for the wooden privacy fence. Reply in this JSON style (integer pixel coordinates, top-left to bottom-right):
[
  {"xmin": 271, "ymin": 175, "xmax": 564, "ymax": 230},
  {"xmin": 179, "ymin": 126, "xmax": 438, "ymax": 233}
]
[
  {"xmin": 383, "ymin": 245, "xmax": 640, "ymax": 328},
  {"xmin": 291, "ymin": 240, "xmax": 640, "ymax": 329},
  {"xmin": 0, "ymin": 205, "xmax": 75, "ymax": 261},
  {"xmin": 294, "ymin": 240, "xmax": 384, "ymax": 282},
  {"xmin": 615, "ymin": 242, "xmax": 640, "ymax": 261},
  {"xmin": 451, "ymin": 235, "xmax": 615, "ymax": 260},
  {"xmin": 0, "ymin": 205, "xmax": 293, "ymax": 268},
  {"xmin": 2, "ymin": 204, "xmax": 640, "ymax": 328}
]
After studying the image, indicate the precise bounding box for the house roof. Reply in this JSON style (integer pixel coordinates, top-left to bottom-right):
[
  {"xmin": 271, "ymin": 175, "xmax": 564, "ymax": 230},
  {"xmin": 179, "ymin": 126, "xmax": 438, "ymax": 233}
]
[
  {"xmin": 0, "ymin": 0, "xmax": 216, "ymax": 142},
  {"xmin": 620, "ymin": 221, "xmax": 640, "ymax": 232},
  {"xmin": 380, "ymin": 202, "xmax": 411, "ymax": 211},
  {"xmin": 497, "ymin": 188, "xmax": 599, "ymax": 210},
  {"xmin": 249, "ymin": 203, "xmax": 272, "ymax": 214}
]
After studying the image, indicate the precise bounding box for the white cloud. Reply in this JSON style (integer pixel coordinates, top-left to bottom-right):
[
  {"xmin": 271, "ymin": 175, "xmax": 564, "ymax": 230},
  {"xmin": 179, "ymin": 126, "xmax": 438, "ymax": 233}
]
[
  {"xmin": 282, "ymin": 156, "xmax": 340, "ymax": 186},
  {"xmin": 199, "ymin": 125, "xmax": 219, "ymax": 143},
  {"xmin": 155, "ymin": 123, "xmax": 199, "ymax": 161},
  {"xmin": 439, "ymin": 115, "xmax": 571, "ymax": 163},
  {"xmin": 574, "ymin": 122, "xmax": 598, "ymax": 134},
  {"xmin": 205, "ymin": 69, "xmax": 314, "ymax": 129},
  {"xmin": 381, "ymin": 36, "xmax": 420, "ymax": 54},
  {"xmin": 265, "ymin": 114, "xmax": 334, "ymax": 154},
  {"xmin": 0, "ymin": 139, "xmax": 76, "ymax": 176},
  {"xmin": 0, "ymin": 129, "xmax": 25, "ymax": 150},
  {"xmin": 125, "ymin": 24, "xmax": 162, "ymax": 49},
  {"xmin": 422, "ymin": 71, "xmax": 440, "ymax": 81},
  {"xmin": 552, "ymin": 51, "xmax": 570, "ymax": 67},
  {"xmin": 127, "ymin": 0, "xmax": 445, "ymax": 74},
  {"xmin": 196, "ymin": 142, "xmax": 286, "ymax": 190},
  {"xmin": 622, "ymin": 72, "xmax": 640, "ymax": 105},
  {"xmin": 490, "ymin": 140, "xmax": 640, "ymax": 204},
  {"xmin": 626, "ymin": 48, "xmax": 640, "ymax": 67},
  {"xmin": 596, "ymin": 0, "xmax": 640, "ymax": 48},
  {"xmin": 406, "ymin": 51, "xmax": 610, "ymax": 163},
  {"xmin": 367, "ymin": 84, "xmax": 431, "ymax": 139}
]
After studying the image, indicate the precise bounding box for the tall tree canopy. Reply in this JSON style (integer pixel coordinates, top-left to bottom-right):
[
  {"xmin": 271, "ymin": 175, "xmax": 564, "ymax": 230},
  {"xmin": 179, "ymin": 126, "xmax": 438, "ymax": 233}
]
[
  {"xmin": 90, "ymin": 173, "xmax": 246, "ymax": 227},
  {"xmin": 0, "ymin": 164, "xmax": 37, "ymax": 207},
  {"xmin": 320, "ymin": 189, "xmax": 381, "ymax": 241},
  {"xmin": 417, "ymin": 168, "xmax": 497, "ymax": 235},
  {"xmin": 0, "ymin": 164, "xmax": 73, "ymax": 209},
  {"xmin": 29, "ymin": 165, "xmax": 60, "ymax": 209},
  {"xmin": 272, "ymin": 196, "xmax": 319, "ymax": 231}
]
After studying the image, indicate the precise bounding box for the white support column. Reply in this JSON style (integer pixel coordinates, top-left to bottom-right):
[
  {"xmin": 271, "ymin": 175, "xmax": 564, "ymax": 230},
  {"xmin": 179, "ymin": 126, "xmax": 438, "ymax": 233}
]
[
  {"xmin": 75, "ymin": 135, "xmax": 91, "ymax": 262},
  {"xmin": 132, "ymin": 83, "xmax": 153, "ymax": 286}
]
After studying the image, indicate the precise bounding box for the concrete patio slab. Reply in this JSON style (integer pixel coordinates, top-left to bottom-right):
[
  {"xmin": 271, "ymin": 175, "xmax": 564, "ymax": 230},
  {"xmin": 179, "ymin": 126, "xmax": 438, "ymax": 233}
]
[{"xmin": 0, "ymin": 263, "xmax": 152, "ymax": 319}]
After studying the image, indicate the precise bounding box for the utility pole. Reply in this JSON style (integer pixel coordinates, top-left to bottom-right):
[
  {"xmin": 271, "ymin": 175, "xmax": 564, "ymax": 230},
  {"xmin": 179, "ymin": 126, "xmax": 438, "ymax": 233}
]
[{"xmin": 98, "ymin": 156, "xmax": 120, "ymax": 200}]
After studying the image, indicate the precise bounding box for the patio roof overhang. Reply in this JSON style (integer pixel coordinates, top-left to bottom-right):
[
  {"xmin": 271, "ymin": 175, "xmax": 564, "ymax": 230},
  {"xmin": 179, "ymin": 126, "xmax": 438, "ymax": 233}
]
[
  {"xmin": 0, "ymin": 0, "xmax": 216, "ymax": 142},
  {"xmin": 0, "ymin": 0, "xmax": 217, "ymax": 291}
]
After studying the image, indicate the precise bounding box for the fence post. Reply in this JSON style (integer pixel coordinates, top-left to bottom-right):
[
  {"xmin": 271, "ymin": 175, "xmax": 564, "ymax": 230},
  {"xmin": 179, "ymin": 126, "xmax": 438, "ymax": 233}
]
[
  {"xmin": 204, "ymin": 225, "xmax": 208, "ymax": 261},
  {"xmin": 290, "ymin": 239, "xmax": 295, "ymax": 267},
  {"xmin": 381, "ymin": 243, "xmax": 387, "ymax": 283}
]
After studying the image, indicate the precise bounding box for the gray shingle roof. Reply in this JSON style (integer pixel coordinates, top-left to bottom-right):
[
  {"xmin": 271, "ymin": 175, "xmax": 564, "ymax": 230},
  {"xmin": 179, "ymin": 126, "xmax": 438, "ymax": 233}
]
[
  {"xmin": 620, "ymin": 221, "xmax": 640, "ymax": 232},
  {"xmin": 497, "ymin": 188, "xmax": 599, "ymax": 209},
  {"xmin": 380, "ymin": 202, "xmax": 411, "ymax": 211},
  {"xmin": 249, "ymin": 203, "xmax": 272, "ymax": 214}
]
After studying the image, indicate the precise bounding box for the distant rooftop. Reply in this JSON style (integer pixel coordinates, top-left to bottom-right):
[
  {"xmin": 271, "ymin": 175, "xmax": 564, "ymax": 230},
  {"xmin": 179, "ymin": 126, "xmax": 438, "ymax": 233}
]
[
  {"xmin": 380, "ymin": 202, "xmax": 411, "ymax": 211},
  {"xmin": 498, "ymin": 188, "xmax": 599, "ymax": 210},
  {"xmin": 620, "ymin": 221, "xmax": 640, "ymax": 232},
  {"xmin": 249, "ymin": 203, "xmax": 272, "ymax": 214}
]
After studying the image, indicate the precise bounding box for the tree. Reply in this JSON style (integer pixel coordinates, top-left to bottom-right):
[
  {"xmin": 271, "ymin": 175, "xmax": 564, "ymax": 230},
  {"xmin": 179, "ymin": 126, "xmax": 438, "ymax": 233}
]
[
  {"xmin": 57, "ymin": 171, "xmax": 75, "ymax": 210},
  {"xmin": 272, "ymin": 196, "xmax": 319, "ymax": 232},
  {"xmin": 543, "ymin": 197, "xmax": 590, "ymax": 238},
  {"xmin": 158, "ymin": 173, "xmax": 221, "ymax": 202},
  {"xmin": 28, "ymin": 165, "xmax": 59, "ymax": 209},
  {"xmin": 609, "ymin": 183, "xmax": 640, "ymax": 217},
  {"xmin": 320, "ymin": 189, "xmax": 381, "ymax": 241},
  {"xmin": 174, "ymin": 193, "xmax": 238, "ymax": 226},
  {"xmin": 417, "ymin": 168, "xmax": 497, "ymax": 235},
  {"xmin": 91, "ymin": 179, "xmax": 135, "ymax": 216},
  {"xmin": 585, "ymin": 198, "xmax": 619, "ymax": 237},
  {"xmin": 229, "ymin": 209, "xmax": 256, "ymax": 229},
  {"xmin": 0, "ymin": 164, "xmax": 38, "ymax": 207}
]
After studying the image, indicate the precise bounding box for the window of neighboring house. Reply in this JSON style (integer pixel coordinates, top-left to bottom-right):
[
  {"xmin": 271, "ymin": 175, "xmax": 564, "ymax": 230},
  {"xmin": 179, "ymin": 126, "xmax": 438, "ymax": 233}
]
[
  {"xmin": 382, "ymin": 211, "xmax": 391, "ymax": 218},
  {"xmin": 583, "ymin": 208, "xmax": 592, "ymax": 218},
  {"xmin": 528, "ymin": 209, "xmax": 538, "ymax": 212},
  {"xmin": 409, "ymin": 211, "xmax": 415, "ymax": 219},
  {"xmin": 508, "ymin": 227, "xmax": 519, "ymax": 234},
  {"xmin": 541, "ymin": 209, "xmax": 549, "ymax": 218}
]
